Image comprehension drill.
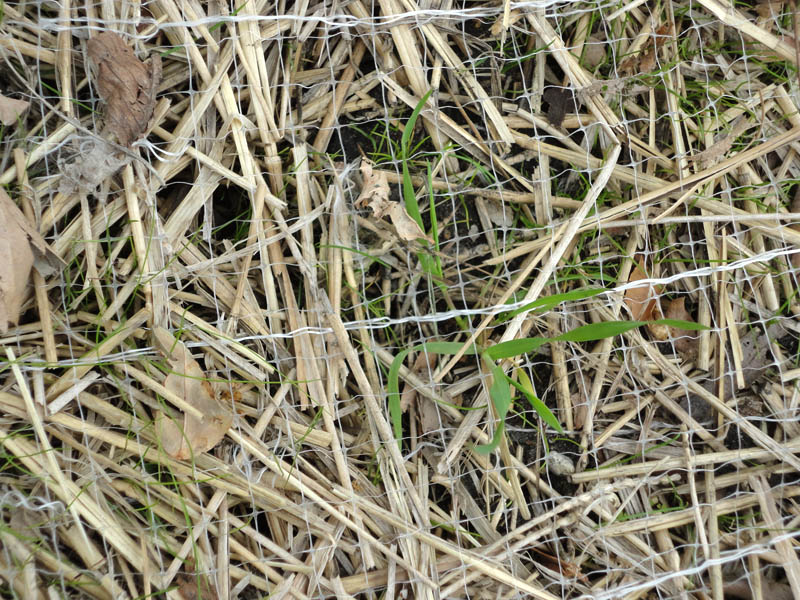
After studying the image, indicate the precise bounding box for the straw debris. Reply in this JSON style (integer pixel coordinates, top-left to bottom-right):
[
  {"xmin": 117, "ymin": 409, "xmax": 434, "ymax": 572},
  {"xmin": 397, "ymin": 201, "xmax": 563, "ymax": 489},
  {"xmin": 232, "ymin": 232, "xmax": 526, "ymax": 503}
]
[{"xmin": 2, "ymin": 2, "xmax": 800, "ymax": 599}]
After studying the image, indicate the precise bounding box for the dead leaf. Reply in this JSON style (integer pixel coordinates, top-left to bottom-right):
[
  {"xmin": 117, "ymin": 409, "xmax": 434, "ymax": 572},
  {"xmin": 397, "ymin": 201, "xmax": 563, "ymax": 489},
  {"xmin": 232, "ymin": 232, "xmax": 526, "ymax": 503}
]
[
  {"xmin": 638, "ymin": 48, "xmax": 657, "ymax": 73},
  {"xmin": 624, "ymin": 257, "xmax": 660, "ymax": 322},
  {"xmin": 618, "ymin": 24, "xmax": 672, "ymax": 75},
  {"xmin": 357, "ymin": 158, "xmax": 433, "ymax": 244},
  {"xmin": 645, "ymin": 304, "xmax": 670, "ymax": 341},
  {"xmin": 387, "ymin": 202, "xmax": 434, "ymax": 244},
  {"xmin": 0, "ymin": 189, "xmax": 62, "ymax": 333},
  {"xmin": 490, "ymin": 10, "xmax": 523, "ymax": 37},
  {"xmin": 0, "ymin": 188, "xmax": 62, "ymax": 277},
  {"xmin": 355, "ymin": 158, "xmax": 390, "ymax": 212},
  {"xmin": 176, "ymin": 563, "xmax": 218, "ymax": 600},
  {"xmin": 0, "ymin": 93, "xmax": 28, "ymax": 125},
  {"xmin": 0, "ymin": 206, "xmax": 33, "ymax": 334},
  {"xmin": 153, "ymin": 327, "xmax": 233, "ymax": 459},
  {"xmin": 755, "ymin": 0, "xmax": 785, "ymax": 23},
  {"xmin": 664, "ymin": 297, "xmax": 699, "ymax": 359},
  {"xmin": 88, "ymin": 32, "xmax": 161, "ymax": 147},
  {"xmin": 483, "ymin": 198, "xmax": 513, "ymax": 228},
  {"xmin": 581, "ymin": 37, "xmax": 607, "ymax": 69},
  {"xmin": 543, "ymin": 87, "xmax": 571, "ymax": 128},
  {"xmin": 58, "ymin": 137, "xmax": 130, "ymax": 197}
]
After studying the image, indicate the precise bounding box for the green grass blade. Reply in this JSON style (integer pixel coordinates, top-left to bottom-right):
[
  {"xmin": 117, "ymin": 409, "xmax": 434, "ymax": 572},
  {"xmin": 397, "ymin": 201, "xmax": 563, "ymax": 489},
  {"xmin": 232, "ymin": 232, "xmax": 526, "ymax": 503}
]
[
  {"xmin": 510, "ymin": 370, "xmax": 563, "ymax": 433},
  {"xmin": 655, "ymin": 318, "xmax": 708, "ymax": 330},
  {"xmin": 488, "ymin": 363, "xmax": 512, "ymax": 416},
  {"xmin": 401, "ymin": 90, "xmax": 433, "ymax": 229},
  {"xmin": 553, "ymin": 320, "xmax": 646, "ymax": 342},
  {"xmin": 484, "ymin": 337, "xmax": 549, "ymax": 360},
  {"xmin": 474, "ymin": 363, "xmax": 513, "ymax": 454},
  {"xmin": 402, "ymin": 163, "xmax": 422, "ymax": 229},
  {"xmin": 475, "ymin": 421, "xmax": 505, "ymax": 454},
  {"xmin": 499, "ymin": 288, "xmax": 607, "ymax": 322},
  {"xmin": 553, "ymin": 319, "xmax": 708, "ymax": 343},
  {"xmin": 401, "ymin": 89, "xmax": 432, "ymax": 157},
  {"xmin": 488, "ymin": 319, "xmax": 707, "ymax": 361}
]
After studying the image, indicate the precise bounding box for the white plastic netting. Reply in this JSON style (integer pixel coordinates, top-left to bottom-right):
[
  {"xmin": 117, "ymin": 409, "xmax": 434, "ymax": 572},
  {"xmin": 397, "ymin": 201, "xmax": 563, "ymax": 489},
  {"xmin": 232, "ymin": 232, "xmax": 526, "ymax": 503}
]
[{"xmin": 2, "ymin": 0, "xmax": 800, "ymax": 599}]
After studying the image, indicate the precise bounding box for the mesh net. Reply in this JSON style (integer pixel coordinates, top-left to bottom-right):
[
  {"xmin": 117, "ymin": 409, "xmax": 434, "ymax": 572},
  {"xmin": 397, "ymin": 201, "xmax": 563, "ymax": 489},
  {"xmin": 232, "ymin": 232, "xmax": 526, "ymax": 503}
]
[{"xmin": 2, "ymin": 0, "xmax": 800, "ymax": 598}]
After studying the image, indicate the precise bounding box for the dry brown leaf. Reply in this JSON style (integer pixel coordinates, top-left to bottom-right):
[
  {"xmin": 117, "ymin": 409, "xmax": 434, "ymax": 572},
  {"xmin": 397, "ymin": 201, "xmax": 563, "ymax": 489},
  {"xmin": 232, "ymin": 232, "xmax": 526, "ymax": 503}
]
[
  {"xmin": 0, "ymin": 188, "xmax": 61, "ymax": 277},
  {"xmin": 618, "ymin": 24, "xmax": 672, "ymax": 75},
  {"xmin": 387, "ymin": 202, "xmax": 434, "ymax": 244},
  {"xmin": 355, "ymin": 158, "xmax": 390, "ymax": 212},
  {"xmin": 0, "ymin": 201, "xmax": 33, "ymax": 334},
  {"xmin": 490, "ymin": 10, "xmax": 523, "ymax": 37},
  {"xmin": 543, "ymin": 87, "xmax": 571, "ymax": 128},
  {"xmin": 664, "ymin": 297, "xmax": 699, "ymax": 359},
  {"xmin": 484, "ymin": 198, "xmax": 513, "ymax": 228},
  {"xmin": 624, "ymin": 257, "xmax": 660, "ymax": 322},
  {"xmin": 176, "ymin": 563, "xmax": 218, "ymax": 600},
  {"xmin": 400, "ymin": 353, "xmax": 434, "ymax": 412},
  {"xmin": 0, "ymin": 93, "xmax": 29, "ymax": 125},
  {"xmin": 58, "ymin": 138, "xmax": 129, "ymax": 197},
  {"xmin": 153, "ymin": 327, "xmax": 233, "ymax": 459},
  {"xmin": 755, "ymin": 0, "xmax": 785, "ymax": 23},
  {"xmin": 88, "ymin": 32, "xmax": 161, "ymax": 147},
  {"xmin": 645, "ymin": 303, "xmax": 669, "ymax": 341},
  {"xmin": 581, "ymin": 37, "xmax": 607, "ymax": 69},
  {"xmin": 638, "ymin": 48, "xmax": 657, "ymax": 73},
  {"xmin": 357, "ymin": 158, "xmax": 433, "ymax": 244},
  {"xmin": 0, "ymin": 189, "xmax": 62, "ymax": 333}
]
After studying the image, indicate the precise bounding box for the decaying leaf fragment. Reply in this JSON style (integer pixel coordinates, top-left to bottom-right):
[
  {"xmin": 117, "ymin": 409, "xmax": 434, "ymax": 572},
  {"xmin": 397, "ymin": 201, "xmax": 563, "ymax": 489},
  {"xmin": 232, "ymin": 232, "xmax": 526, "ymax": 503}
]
[
  {"xmin": 618, "ymin": 24, "xmax": 672, "ymax": 75},
  {"xmin": 356, "ymin": 158, "xmax": 434, "ymax": 244},
  {"xmin": 624, "ymin": 256, "xmax": 699, "ymax": 357},
  {"xmin": 355, "ymin": 158, "xmax": 390, "ymax": 211},
  {"xmin": 153, "ymin": 327, "xmax": 233, "ymax": 459},
  {"xmin": 58, "ymin": 137, "xmax": 130, "ymax": 197},
  {"xmin": 624, "ymin": 257, "xmax": 659, "ymax": 322},
  {"xmin": 387, "ymin": 203, "xmax": 434, "ymax": 244},
  {"xmin": 176, "ymin": 563, "xmax": 218, "ymax": 600},
  {"xmin": 543, "ymin": 87, "xmax": 572, "ymax": 128},
  {"xmin": 88, "ymin": 32, "xmax": 161, "ymax": 147},
  {"xmin": 664, "ymin": 297, "xmax": 699, "ymax": 359},
  {"xmin": 0, "ymin": 189, "xmax": 62, "ymax": 334},
  {"xmin": 0, "ymin": 93, "xmax": 29, "ymax": 125},
  {"xmin": 490, "ymin": 10, "xmax": 523, "ymax": 37},
  {"xmin": 0, "ymin": 200, "xmax": 33, "ymax": 334}
]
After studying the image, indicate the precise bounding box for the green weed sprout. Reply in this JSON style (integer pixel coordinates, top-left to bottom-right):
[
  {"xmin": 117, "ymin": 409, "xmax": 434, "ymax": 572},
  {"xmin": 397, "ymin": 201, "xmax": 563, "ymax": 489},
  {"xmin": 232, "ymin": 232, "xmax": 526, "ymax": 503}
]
[{"xmin": 388, "ymin": 288, "xmax": 706, "ymax": 453}]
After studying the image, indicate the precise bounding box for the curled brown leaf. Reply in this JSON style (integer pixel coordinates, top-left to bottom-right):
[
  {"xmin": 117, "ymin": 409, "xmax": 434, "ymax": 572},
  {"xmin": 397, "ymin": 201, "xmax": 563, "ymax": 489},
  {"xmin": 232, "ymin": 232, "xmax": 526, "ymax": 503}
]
[
  {"xmin": 387, "ymin": 202, "xmax": 434, "ymax": 244},
  {"xmin": 0, "ymin": 93, "xmax": 29, "ymax": 125},
  {"xmin": 88, "ymin": 32, "xmax": 161, "ymax": 147},
  {"xmin": 0, "ymin": 189, "xmax": 62, "ymax": 333},
  {"xmin": 355, "ymin": 158, "xmax": 390, "ymax": 212},
  {"xmin": 664, "ymin": 297, "xmax": 699, "ymax": 359},
  {"xmin": 153, "ymin": 327, "xmax": 233, "ymax": 459},
  {"xmin": 624, "ymin": 256, "xmax": 660, "ymax": 322},
  {"xmin": 356, "ymin": 158, "xmax": 433, "ymax": 244},
  {"xmin": 0, "ymin": 202, "xmax": 33, "ymax": 334}
]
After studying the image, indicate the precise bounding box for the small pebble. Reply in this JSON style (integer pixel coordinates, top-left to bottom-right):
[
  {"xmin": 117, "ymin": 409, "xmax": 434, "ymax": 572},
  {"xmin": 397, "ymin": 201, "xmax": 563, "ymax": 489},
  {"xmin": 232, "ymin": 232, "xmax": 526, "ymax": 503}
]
[{"xmin": 547, "ymin": 451, "xmax": 575, "ymax": 476}]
